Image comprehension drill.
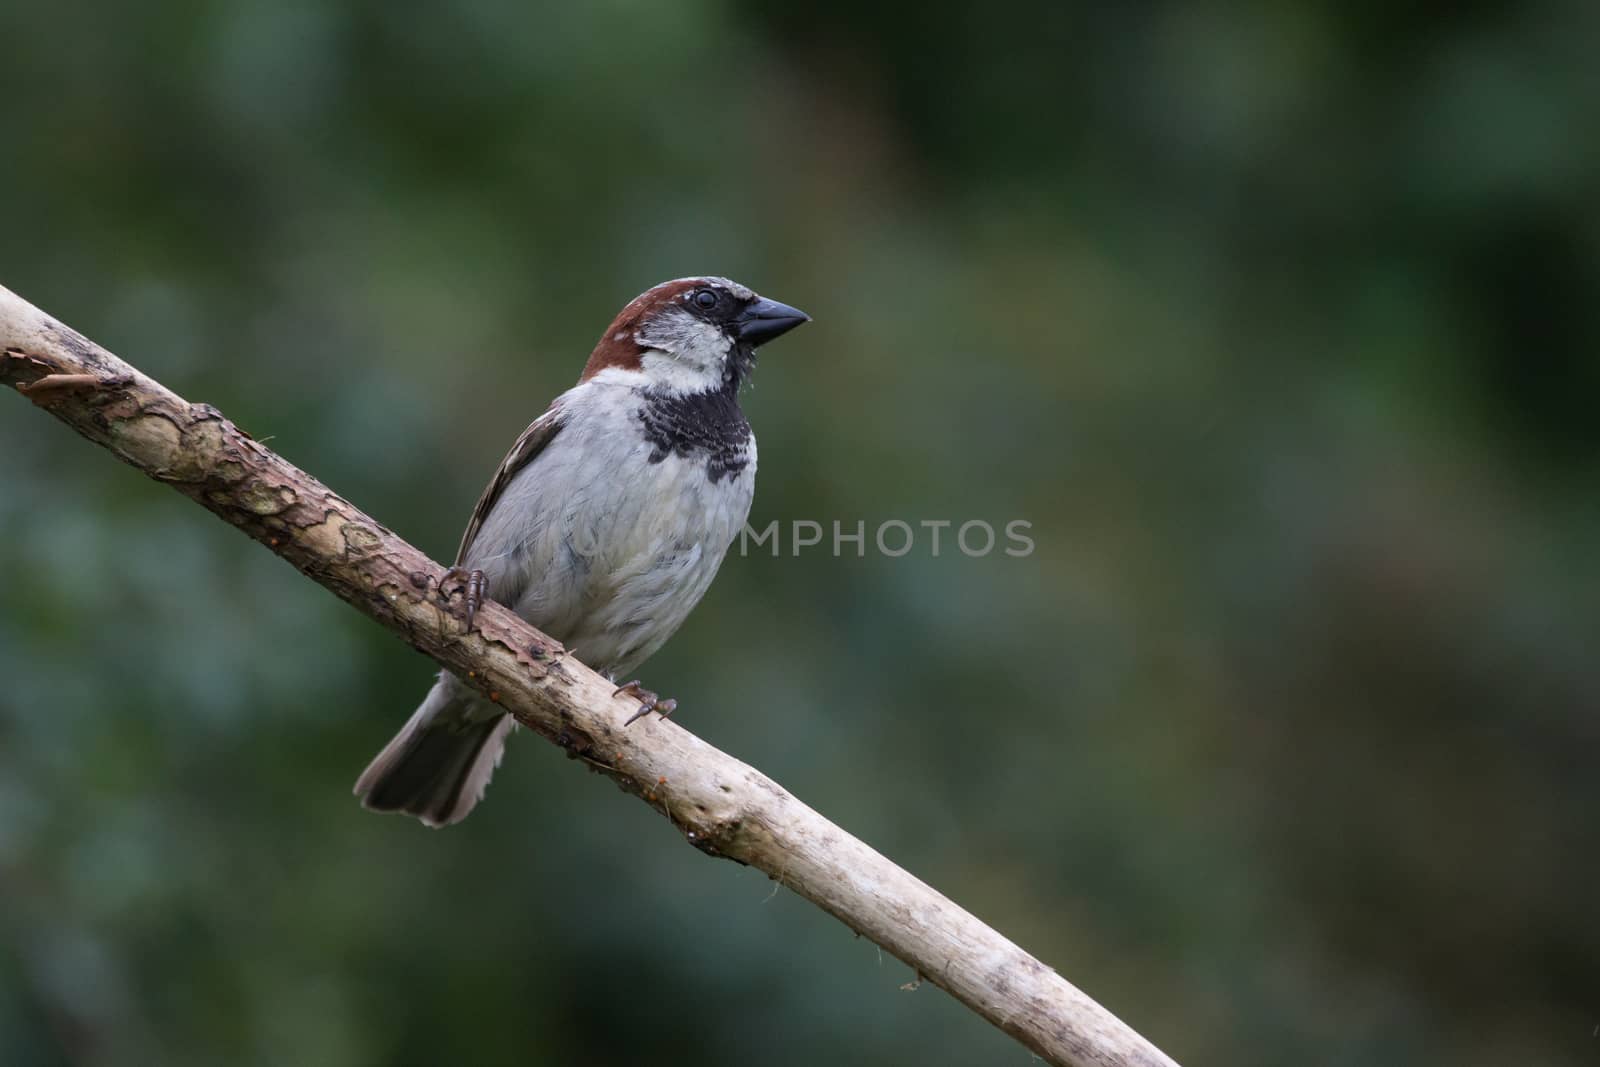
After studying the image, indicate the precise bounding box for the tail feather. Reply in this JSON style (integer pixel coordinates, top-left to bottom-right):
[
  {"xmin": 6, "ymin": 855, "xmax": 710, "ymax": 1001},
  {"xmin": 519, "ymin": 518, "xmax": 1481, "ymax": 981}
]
[{"xmin": 354, "ymin": 677, "xmax": 515, "ymax": 827}]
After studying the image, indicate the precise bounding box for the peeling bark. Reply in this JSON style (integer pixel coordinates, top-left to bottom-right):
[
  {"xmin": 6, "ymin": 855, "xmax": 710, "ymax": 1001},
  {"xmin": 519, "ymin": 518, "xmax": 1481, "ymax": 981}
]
[{"xmin": 1, "ymin": 283, "xmax": 1178, "ymax": 1067}]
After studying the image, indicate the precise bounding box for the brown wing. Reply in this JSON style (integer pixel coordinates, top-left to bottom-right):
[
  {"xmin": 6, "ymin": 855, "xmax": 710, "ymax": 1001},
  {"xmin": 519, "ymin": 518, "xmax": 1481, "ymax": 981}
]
[{"xmin": 454, "ymin": 401, "xmax": 567, "ymax": 565}]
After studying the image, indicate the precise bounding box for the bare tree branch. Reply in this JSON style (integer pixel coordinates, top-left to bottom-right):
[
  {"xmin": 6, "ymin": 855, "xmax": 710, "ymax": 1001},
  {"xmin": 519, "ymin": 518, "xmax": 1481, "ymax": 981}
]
[{"xmin": 1, "ymin": 283, "xmax": 1179, "ymax": 1067}]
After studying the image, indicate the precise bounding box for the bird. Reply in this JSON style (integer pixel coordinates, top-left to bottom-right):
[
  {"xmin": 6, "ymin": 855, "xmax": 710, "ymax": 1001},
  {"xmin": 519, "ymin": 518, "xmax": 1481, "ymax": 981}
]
[{"xmin": 354, "ymin": 277, "xmax": 809, "ymax": 827}]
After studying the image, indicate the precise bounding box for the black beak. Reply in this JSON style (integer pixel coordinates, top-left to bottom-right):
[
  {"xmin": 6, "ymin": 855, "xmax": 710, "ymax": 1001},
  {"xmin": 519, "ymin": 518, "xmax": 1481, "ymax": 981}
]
[{"xmin": 735, "ymin": 296, "xmax": 810, "ymax": 346}]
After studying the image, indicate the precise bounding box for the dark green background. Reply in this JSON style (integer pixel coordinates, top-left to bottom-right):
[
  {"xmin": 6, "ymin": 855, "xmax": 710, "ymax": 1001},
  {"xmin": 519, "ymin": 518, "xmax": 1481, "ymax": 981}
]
[{"xmin": 2, "ymin": 3, "xmax": 1597, "ymax": 1064}]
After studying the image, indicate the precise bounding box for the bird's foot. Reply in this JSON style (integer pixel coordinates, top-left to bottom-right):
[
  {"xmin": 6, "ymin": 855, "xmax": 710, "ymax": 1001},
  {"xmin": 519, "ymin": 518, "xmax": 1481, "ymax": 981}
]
[
  {"xmin": 438, "ymin": 566, "xmax": 487, "ymax": 630},
  {"xmin": 614, "ymin": 680, "xmax": 678, "ymax": 727}
]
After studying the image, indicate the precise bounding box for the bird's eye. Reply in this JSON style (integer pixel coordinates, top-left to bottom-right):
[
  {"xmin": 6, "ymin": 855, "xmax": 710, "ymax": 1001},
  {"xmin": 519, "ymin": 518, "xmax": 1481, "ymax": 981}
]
[{"xmin": 693, "ymin": 289, "xmax": 719, "ymax": 309}]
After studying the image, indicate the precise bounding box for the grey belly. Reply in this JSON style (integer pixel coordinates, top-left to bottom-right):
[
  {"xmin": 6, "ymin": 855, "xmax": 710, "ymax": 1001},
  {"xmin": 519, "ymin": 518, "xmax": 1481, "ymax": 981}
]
[{"xmin": 466, "ymin": 437, "xmax": 753, "ymax": 678}]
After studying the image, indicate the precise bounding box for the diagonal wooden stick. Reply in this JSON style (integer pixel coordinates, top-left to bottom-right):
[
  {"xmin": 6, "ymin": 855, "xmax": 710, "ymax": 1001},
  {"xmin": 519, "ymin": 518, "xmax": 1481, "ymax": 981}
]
[{"xmin": 0, "ymin": 283, "xmax": 1179, "ymax": 1067}]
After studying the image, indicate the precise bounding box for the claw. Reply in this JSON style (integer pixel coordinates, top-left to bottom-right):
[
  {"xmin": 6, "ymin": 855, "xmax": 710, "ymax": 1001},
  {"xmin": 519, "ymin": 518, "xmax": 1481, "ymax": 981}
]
[
  {"xmin": 439, "ymin": 566, "xmax": 487, "ymax": 630},
  {"xmin": 614, "ymin": 680, "xmax": 678, "ymax": 727}
]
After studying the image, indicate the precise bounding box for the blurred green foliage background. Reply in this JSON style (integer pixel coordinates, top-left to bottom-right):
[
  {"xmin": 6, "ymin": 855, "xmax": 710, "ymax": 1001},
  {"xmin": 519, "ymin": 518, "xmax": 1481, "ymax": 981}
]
[{"xmin": 2, "ymin": 2, "xmax": 1598, "ymax": 1064}]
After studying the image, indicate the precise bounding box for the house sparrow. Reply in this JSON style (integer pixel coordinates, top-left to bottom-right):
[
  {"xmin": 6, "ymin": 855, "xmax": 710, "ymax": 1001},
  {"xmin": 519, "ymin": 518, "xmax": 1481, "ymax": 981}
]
[{"xmin": 354, "ymin": 277, "xmax": 809, "ymax": 827}]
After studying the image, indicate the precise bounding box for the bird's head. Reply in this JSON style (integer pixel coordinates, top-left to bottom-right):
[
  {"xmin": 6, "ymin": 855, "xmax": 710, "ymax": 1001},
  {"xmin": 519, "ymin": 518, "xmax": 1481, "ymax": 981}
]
[{"xmin": 581, "ymin": 276, "xmax": 809, "ymax": 393}]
